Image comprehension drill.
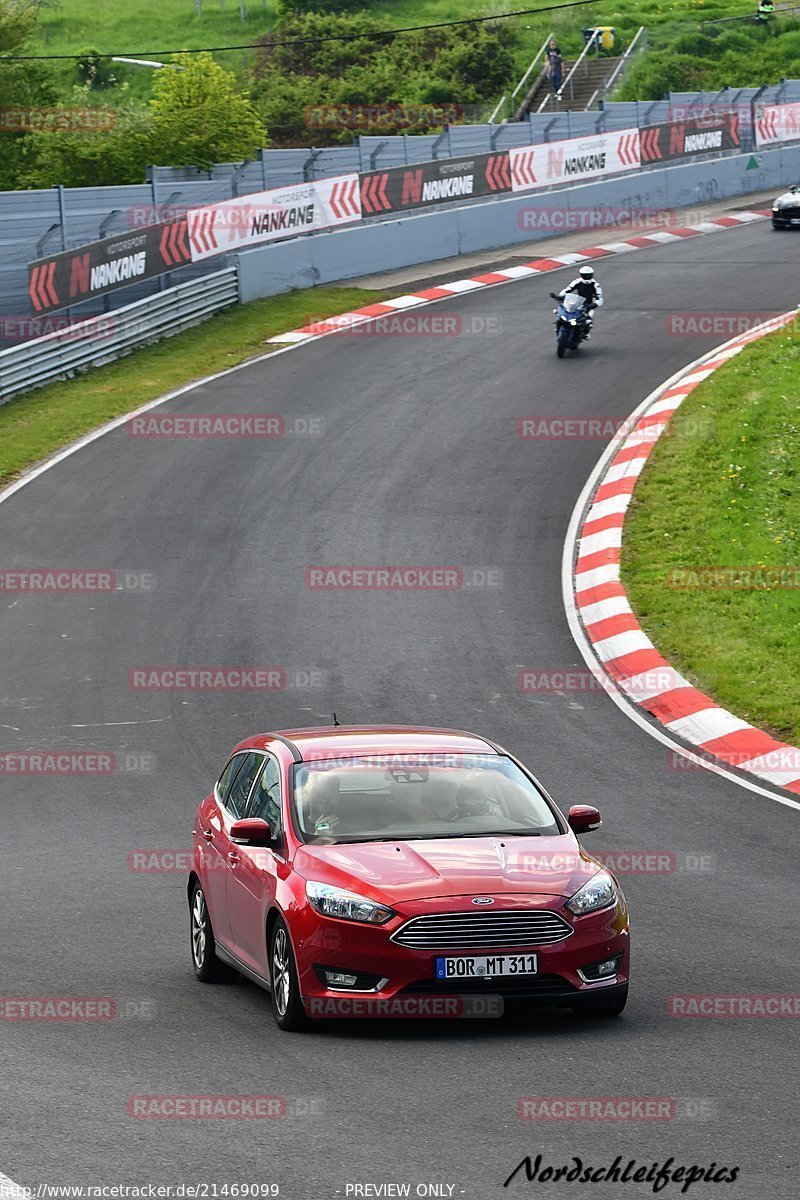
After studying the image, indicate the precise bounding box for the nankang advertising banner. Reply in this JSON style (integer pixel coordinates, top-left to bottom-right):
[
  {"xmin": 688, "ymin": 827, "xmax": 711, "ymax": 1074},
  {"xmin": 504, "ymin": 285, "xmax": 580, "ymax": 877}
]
[
  {"xmin": 27, "ymin": 220, "xmax": 192, "ymax": 316},
  {"xmin": 639, "ymin": 115, "xmax": 740, "ymax": 163},
  {"xmin": 27, "ymin": 176, "xmax": 362, "ymax": 313},
  {"xmin": 754, "ymin": 101, "xmax": 800, "ymax": 147},
  {"xmin": 359, "ymin": 152, "xmax": 511, "ymax": 215},
  {"xmin": 509, "ymin": 130, "xmax": 640, "ymax": 192},
  {"xmin": 186, "ymin": 175, "xmax": 361, "ymax": 263}
]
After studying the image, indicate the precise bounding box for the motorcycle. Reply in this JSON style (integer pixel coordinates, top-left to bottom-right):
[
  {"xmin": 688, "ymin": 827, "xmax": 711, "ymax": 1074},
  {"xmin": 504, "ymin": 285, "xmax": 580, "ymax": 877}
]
[{"xmin": 550, "ymin": 292, "xmax": 591, "ymax": 358}]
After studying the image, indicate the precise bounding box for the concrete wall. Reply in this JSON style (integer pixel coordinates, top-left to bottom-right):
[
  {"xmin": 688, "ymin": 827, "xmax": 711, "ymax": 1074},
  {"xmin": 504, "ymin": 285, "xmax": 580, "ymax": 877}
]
[{"xmin": 237, "ymin": 145, "xmax": 799, "ymax": 303}]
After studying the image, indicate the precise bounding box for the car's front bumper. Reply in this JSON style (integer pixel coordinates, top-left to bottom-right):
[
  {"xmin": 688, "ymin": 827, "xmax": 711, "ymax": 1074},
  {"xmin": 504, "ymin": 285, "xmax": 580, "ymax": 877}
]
[
  {"xmin": 291, "ymin": 892, "xmax": 630, "ymax": 1016},
  {"xmin": 772, "ymin": 208, "xmax": 800, "ymax": 227}
]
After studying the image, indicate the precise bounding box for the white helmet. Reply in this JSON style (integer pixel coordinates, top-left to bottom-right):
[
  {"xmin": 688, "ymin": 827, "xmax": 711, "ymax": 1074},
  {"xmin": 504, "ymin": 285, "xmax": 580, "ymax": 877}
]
[{"xmin": 578, "ymin": 265, "xmax": 595, "ymax": 280}]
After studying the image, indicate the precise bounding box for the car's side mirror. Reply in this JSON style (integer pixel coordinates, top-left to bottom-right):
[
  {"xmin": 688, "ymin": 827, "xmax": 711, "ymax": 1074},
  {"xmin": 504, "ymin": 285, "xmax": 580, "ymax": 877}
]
[
  {"xmin": 567, "ymin": 804, "xmax": 602, "ymax": 834},
  {"xmin": 230, "ymin": 817, "xmax": 272, "ymax": 846}
]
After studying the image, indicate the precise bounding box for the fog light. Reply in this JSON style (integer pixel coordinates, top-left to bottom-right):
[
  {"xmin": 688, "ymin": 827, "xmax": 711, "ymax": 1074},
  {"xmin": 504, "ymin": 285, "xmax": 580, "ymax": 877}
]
[
  {"xmin": 578, "ymin": 954, "xmax": 622, "ymax": 982},
  {"xmin": 325, "ymin": 970, "xmax": 359, "ymax": 988}
]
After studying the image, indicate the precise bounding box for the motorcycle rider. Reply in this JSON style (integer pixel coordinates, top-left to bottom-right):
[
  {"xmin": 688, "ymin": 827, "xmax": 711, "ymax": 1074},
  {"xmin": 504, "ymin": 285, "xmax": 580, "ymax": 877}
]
[{"xmin": 558, "ymin": 265, "xmax": 603, "ymax": 338}]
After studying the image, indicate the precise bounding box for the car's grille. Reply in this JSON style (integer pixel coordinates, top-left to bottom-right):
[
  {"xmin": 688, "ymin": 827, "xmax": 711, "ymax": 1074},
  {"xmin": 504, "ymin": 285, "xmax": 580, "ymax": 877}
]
[
  {"xmin": 391, "ymin": 909, "xmax": 573, "ymax": 950},
  {"xmin": 775, "ymin": 206, "xmax": 800, "ymax": 220}
]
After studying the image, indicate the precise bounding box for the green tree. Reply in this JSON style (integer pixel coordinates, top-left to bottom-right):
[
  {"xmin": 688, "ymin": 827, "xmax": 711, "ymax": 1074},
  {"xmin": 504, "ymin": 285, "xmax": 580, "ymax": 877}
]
[
  {"xmin": 0, "ymin": 0, "xmax": 58, "ymax": 188},
  {"xmin": 148, "ymin": 52, "xmax": 267, "ymax": 169},
  {"xmin": 18, "ymin": 110, "xmax": 154, "ymax": 188}
]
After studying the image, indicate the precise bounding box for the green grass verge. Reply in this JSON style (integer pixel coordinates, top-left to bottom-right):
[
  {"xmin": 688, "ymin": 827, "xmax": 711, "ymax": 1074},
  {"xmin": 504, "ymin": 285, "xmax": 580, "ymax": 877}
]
[
  {"xmin": 621, "ymin": 323, "xmax": 800, "ymax": 744},
  {"xmin": 0, "ymin": 285, "xmax": 388, "ymax": 491}
]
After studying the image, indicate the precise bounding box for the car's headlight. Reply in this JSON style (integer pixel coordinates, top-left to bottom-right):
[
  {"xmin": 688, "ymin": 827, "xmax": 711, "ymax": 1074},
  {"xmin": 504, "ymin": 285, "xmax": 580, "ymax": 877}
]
[
  {"xmin": 773, "ymin": 204, "xmax": 781, "ymax": 212},
  {"xmin": 306, "ymin": 881, "xmax": 395, "ymax": 925},
  {"xmin": 565, "ymin": 870, "xmax": 618, "ymax": 916}
]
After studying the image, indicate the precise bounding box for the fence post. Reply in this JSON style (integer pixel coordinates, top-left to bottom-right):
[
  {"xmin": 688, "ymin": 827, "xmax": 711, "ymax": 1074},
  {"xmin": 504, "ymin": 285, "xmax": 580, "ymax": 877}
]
[
  {"xmin": 303, "ymin": 148, "xmax": 322, "ymax": 181},
  {"xmin": 57, "ymin": 185, "xmax": 67, "ymax": 251},
  {"xmin": 56, "ymin": 185, "xmax": 72, "ymax": 323}
]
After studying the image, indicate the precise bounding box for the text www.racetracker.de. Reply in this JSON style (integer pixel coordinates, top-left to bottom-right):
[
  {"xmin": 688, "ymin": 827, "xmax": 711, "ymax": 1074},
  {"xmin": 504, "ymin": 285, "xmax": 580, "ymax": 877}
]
[{"xmin": 2, "ymin": 1188, "xmax": 281, "ymax": 1198}]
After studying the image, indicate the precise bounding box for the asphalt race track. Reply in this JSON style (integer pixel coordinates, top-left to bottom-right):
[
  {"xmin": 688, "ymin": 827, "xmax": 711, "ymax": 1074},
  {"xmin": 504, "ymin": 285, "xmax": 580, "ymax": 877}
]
[{"xmin": 2, "ymin": 220, "xmax": 800, "ymax": 1198}]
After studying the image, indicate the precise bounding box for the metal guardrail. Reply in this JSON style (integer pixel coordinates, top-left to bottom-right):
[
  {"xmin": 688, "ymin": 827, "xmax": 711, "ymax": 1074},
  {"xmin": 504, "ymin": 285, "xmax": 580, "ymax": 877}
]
[
  {"xmin": 537, "ymin": 29, "xmax": 603, "ymax": 114},
  {"xmin": 701, "ymin": 1, "xmax": 800, "ymax": 26},
  {"xmin": 0, "ymin": 266, "xmax": 238, "ymax": 404},
  {"xmin": 488, "ymin": 31, "xmax": 554, "ymax": 123}
]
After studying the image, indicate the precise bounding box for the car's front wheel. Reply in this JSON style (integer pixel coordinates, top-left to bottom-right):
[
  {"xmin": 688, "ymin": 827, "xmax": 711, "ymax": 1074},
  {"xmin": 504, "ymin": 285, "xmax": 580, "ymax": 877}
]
[
  {"xmin": 190, "ymin": 882, "xmax": 233, "ymax": 983},
  {"xmin": 269, "ymin": 918, "xmax": 308, "ymax": 1031}
]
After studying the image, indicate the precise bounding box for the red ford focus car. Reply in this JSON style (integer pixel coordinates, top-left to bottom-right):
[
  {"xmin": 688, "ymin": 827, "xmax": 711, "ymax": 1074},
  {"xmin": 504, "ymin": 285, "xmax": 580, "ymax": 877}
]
[{"xmin": 188, "ymin": 725, "xmax": 630, "ymax": 1030}]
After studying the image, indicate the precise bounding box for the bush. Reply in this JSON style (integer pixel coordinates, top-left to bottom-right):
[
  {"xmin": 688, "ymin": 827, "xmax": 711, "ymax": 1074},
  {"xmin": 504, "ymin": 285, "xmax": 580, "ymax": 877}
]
[
  {"xmin": 253, "ymin": 12, "xmax": 518, "ymax": 144},
  {"xmin": 620, "ymin": 52, "xmax": 715, "ymax": 99},
  {"xmin": 622, "ymin": 17, "xmax": 800, "ymax": 99},
  {"xmin": 18, "ymin": 53, "xmax": 268, "ymax": 187},
  {"xmin": 76, "ymin": 49, "xmax": 118, "ymax": 90},
  {"xmin": 277, "ymin": 0, "xmax": 369, "ymax": 12}
]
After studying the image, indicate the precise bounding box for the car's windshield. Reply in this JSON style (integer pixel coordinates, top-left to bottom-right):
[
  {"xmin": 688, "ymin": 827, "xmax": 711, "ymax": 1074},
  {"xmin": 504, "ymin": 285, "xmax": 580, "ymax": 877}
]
[{"xmin": 291, "ymin": 753, "xmax": 562, "ymax": 844}]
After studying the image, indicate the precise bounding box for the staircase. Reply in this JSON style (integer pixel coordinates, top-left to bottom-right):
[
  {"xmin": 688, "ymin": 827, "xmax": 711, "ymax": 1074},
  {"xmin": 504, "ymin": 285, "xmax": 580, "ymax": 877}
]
[
  {"xmin": 536, "ymin": 56, "xmax": 622, "ymax": 114},
  {"xmin": 492, "ymin": 26, "xmax": 646, "ymax": 123},
  {"xmin": 513, "ymin": 66, "xmax": 551, "ymax": 120}
]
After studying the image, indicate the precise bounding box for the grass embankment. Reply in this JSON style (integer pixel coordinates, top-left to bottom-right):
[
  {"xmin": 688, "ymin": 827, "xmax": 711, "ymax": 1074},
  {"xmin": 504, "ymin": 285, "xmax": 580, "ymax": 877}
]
[
  {"xmin": 622, "ymin": 324, "xmax": 800, "ymax": 743},
  {"xmin": 30, "ymin": 0, "xmax": 759, "ymax": 104},
  {"xmin": 0, "ymin": 285, "xmax": 387, "ymax": 491}
]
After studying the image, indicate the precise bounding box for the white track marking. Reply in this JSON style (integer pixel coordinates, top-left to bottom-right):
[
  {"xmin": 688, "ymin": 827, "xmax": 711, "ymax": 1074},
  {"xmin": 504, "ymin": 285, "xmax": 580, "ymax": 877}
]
[
  {"xmin": 0, "ymin": 1172, "xmax": 29, "ymax": 1199},
  {"xmin": 561, "ymin": 345, "xmax": 800, "ymax": 813}
]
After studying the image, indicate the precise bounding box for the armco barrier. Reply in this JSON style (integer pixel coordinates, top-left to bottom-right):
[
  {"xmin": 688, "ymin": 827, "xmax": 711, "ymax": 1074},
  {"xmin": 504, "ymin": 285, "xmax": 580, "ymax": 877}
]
[
  {"xmin": 0, "ymin": 267, "xmax": 237, "ymax": 403},
  {"xmin": 3, "ymin": 145, "xmax": 797, "ymax": 403},
  {"xmin": 2, "ymin": 83, "xmax": 798, "ymax": 336},
  {"xmin": 23, "ymin": 117, "xmax": 745, "ymax": 318},
  {"xmin": 237, "ymin": 145, "xmax": 799, "ymax": 301}
]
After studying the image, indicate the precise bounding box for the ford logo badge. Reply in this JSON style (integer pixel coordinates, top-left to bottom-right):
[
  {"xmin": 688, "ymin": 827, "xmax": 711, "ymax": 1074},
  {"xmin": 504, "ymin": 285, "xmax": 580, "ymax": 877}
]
[{"xmin": 471, "ymin": 897, "xmax": 494, "ymax": 905}]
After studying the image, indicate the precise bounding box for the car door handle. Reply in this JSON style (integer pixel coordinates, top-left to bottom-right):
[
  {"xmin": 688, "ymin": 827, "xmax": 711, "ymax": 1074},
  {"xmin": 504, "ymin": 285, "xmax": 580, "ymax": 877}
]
[
  {"xmin": 201, "ymin": 829, "xmax": 214, "ymax": 842},
  {"xmin": 227, "ymin": 850, "xmax": 240, "ymax": 864}
]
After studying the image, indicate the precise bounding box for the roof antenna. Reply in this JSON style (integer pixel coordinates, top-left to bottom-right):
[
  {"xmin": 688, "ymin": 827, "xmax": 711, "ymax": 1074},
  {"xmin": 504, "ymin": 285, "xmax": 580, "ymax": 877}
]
[{"xmin": 332, "ymin": 712, "xmax": 341, "ymax": 726}]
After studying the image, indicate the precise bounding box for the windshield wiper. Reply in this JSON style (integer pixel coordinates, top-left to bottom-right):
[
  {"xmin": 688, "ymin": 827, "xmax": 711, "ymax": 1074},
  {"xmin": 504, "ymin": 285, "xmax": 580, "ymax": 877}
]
[{"xmin": 408, "ymin": 830, "xmax": 545, "ymax": 840}]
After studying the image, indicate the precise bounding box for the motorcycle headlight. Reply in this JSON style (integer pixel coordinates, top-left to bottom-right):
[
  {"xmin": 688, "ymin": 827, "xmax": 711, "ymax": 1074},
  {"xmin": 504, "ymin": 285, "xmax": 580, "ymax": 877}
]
[
  {"xmin": 565, "ymin": 870, "xmax": 618, "ymax": 916},
  {"xmin": 306, "ymin": 881, "xmax": 395, "ymax": 925},
  {"xmin": 570, "ymin": 318, "xmax": 577, "ymax": 325}
]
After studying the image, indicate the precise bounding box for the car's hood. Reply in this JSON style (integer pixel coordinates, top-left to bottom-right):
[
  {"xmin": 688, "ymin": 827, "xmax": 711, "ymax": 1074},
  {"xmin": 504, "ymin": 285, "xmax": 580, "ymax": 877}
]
[
  {"xmin": 774, "ymin": 189, "xmax": 799, "ymax": 206},
  {"xmin": 293, "ymin": 835, "xmax": 600, "ymax": 903}
]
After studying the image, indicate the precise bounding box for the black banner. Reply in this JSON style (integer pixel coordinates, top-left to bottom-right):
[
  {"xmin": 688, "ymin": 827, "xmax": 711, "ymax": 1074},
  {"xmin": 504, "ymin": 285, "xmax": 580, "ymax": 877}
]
[
  {"xmin": 639, "ymin": 115, "xmax": 740, "ymax": 164},
  {"xmin": 360, "ymin": 151, "xmax": 511, "ymax": 215},
  {"xmin": 27, "ymin": 216, "xmax": 191, "ymax": 316}
]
